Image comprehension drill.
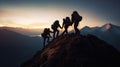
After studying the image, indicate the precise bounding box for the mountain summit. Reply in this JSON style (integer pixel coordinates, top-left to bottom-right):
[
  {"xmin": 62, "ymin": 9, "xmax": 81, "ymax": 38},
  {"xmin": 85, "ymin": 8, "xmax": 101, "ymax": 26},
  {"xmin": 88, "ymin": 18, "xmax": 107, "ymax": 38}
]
[
  {"xmin": 81, "ymin": 23, "xmax": 120, "ymax": 51},
  {"xmin": 21, "ymin": 34, "xmax": 120, "ymax": 67},
  {"xmin": 100, "ymin": 23, "xmax": 111, "ymax": 31},
  {"xmin": 100, "ymin": 23, "xmax": 120, "ymax": 32}
]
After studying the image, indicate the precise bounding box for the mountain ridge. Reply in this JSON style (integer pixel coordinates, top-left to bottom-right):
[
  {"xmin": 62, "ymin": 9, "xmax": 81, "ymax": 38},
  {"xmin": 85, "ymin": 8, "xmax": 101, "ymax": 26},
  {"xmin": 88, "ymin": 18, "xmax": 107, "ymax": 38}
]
[
  {"xmin": 21, "ymin": 34, "xmax": 120, "ymax": 67},
  {"xmin": 0, "ymin": 29, "xmax": 43, "ymax": 67},
  {"xmin": 81, "ymin": 23, "xmax": 120, "ymax": 51},
  {"xmin": 0, "ymin": 26, "xmax": 43, "ymax": 36}
]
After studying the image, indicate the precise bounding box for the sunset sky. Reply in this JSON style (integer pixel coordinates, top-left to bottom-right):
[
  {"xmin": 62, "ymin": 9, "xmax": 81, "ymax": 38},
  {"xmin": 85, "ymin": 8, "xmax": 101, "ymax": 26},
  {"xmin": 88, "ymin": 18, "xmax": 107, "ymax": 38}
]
[{"xmin": 0, "ymin": 0, "xmax": 120, "ymax": 29}]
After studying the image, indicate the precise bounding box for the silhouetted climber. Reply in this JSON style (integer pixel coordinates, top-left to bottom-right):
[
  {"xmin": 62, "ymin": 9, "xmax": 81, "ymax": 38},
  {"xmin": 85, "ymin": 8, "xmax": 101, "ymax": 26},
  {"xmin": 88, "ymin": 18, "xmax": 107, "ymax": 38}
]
[
  {"xmin": 51, "ymin": 20, "xmax": 62, "ymax": 39},
  {"xmin": 41, "ymin": 28, "xmax": 52, "ymax": 48},
  {"xmin": 71, "ymin": 11, "xmax": 82, "ymax": 34},
  {"xmin": 62, "ymin": 17, "xmax": 72, "ymax": 35}
]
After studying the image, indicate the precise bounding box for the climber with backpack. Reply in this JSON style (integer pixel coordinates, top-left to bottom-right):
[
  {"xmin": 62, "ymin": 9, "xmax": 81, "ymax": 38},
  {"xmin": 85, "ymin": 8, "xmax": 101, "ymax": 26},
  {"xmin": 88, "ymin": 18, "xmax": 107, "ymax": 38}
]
[
  {"xmin": 41, "ymin": 28, "xmax": 52, "ymax": 48},
  {"xmin": 71, "ymin": 11, "xmax": 82, "ymax": 34},
  {"xmin": 62, "ymin": 17, "xmax": 72, "ymax": 35},
  {"xmin": 51, "ymin": 20, "xmax": 62, "ymax": 39}
]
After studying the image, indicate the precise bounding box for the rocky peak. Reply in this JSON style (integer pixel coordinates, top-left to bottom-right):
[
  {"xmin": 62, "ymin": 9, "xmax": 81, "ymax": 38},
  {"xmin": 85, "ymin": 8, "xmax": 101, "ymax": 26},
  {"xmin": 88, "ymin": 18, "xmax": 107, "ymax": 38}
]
[
  {"xmin": 100, "ymin": 23, "xmax": 112, "ymax": 32},
  {"xmin": 104, "ymin": 23, "xmax": 111, "ymax": 30},
  {"xmin": 21, "ymin": 34, "xmax": 120, "ymax": 67}
]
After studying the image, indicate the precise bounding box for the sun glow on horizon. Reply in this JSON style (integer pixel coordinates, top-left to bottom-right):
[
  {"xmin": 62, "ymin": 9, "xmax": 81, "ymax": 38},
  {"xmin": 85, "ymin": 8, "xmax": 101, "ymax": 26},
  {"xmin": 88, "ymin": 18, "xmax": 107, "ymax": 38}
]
[{"xmin": 0, "ymin": 6, "xmax": 105, "ymax": 29}]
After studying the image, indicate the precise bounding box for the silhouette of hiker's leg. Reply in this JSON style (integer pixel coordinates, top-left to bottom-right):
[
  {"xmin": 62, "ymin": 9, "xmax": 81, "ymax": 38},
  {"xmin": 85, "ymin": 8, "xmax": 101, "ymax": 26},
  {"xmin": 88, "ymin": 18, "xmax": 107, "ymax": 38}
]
[
  {"xmin": 47, "ymin": 37, "xmax": 49, "ymax": 43},
  {"xmin": 43, "ymin": 38, "xmax": 46, "ymax": 48},
  {"xmin": 62, "ymin": 27, "xmax": 68, "ymax": 35},
  {"xmin": 62, "ymin": 27, "xmax": 66, "ymax": 35},
  {"xmin": 62, "ymin": 30, "xmax": 65, "ymax": 35},
  {"xmin": 56, "ymin": 30, "xmax": 59, "ymax": 37},
  {"xmin": 53, "ymin": 31, "xmax": 56, "ymax": 39},
  {"xmin": 74, "ymin": 23, "xmax": 77, "ymax": 34},
  {"xmin": 74, "ymin": 22, "xmax": 80, "ymax": 34},
  {"xmin": 65, "ymin": 27, "xmax": 68, "ymax": 34}
]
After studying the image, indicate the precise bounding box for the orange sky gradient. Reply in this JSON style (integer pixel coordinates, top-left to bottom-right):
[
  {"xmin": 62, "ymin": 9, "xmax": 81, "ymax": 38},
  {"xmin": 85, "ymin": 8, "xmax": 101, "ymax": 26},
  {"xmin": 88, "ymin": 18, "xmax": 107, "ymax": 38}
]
[{"xmin": 0, "ymin": 6, "xmax": 107, "ymax": 30}]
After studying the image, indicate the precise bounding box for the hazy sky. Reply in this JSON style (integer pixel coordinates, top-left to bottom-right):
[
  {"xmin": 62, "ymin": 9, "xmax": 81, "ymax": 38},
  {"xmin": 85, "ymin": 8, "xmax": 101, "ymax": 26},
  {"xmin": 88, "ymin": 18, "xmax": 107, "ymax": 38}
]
[{"xmin": 0, "ymin": 0, "xmax": 120, "ymax": 28}]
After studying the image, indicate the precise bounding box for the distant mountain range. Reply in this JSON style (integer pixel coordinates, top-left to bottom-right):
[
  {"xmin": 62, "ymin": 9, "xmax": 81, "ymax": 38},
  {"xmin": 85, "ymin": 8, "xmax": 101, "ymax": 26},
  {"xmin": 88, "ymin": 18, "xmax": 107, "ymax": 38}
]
[
  {"xmin": 0, "ymin": 29, "xmax": 43, "ymax": 67},
  {"xmin": 81, "ymin": 23, "xmax": 120, "ymax": 51},
  {"xmin": 0, "ymin": 27, "xmax": 43, "ymax": 36}
]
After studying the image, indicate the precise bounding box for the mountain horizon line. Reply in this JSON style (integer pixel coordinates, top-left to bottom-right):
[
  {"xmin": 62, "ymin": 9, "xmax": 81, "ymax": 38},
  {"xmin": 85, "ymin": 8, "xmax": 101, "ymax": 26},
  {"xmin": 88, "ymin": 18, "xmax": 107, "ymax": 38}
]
[
  {"xmin": 0, "ymin": 23, "xmax": 119, "ymax": 36},
  {"xmin": 0, "ymin": 23, "xmax": 119, "ymax": 29}
]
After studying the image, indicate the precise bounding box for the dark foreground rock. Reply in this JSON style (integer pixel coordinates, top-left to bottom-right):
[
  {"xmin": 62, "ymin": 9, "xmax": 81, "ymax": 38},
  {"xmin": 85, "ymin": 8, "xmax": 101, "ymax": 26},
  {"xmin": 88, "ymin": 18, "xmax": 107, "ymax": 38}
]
[{"xmin": 21, "ymin": 34, "xmax": 120, "ymax": 67}]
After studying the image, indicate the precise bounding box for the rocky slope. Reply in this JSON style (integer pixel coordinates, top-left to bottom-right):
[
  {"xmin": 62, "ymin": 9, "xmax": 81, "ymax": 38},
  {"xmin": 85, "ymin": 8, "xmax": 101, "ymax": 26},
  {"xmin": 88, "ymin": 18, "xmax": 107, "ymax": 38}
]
[{"xmin": 21, "ymin": 34, "xmax": 120, "ymax": 67}]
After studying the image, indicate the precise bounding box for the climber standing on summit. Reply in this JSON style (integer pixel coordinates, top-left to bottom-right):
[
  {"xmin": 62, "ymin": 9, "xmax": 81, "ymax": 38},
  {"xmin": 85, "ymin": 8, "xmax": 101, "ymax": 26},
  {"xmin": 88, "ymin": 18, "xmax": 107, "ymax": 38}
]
[{"xmin": 71, "ymin": 11, "xmax": 82, "ymax": 34}]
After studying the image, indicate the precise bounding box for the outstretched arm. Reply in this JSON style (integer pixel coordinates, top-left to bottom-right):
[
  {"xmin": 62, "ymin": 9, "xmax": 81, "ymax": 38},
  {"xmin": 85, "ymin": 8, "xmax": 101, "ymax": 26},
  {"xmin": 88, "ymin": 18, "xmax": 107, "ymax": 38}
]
[
  {"xmin": 59, "ymin": 24, "xmax": 62, "ymax": 29},
  {"xmin": 50, "ymin": 31, "xmax": 53, "ymax": 33},
  {"xmin": 62, "ymin": 22, "xmax": 65, "ymax": 28}
]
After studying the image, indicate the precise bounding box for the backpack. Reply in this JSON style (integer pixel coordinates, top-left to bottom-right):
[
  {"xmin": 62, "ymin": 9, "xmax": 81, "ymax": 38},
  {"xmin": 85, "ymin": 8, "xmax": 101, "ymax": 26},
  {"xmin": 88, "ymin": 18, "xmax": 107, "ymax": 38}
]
[
  {"xmin": 41, "ymin": 33, "xmax": 45, "ymax": 37},
  {"xmin": 78, "ymin": 15, "xmax": 82, "ymax": 22},
  {"xmin": 65, "ymin": 21, "xmax": 72, "ymax": 26},
  {"xmin": 41, "ymin": 28, "xmax": 48, "ymax": 37},
  {"xmin": 51, "ymin": 24, "xmax": 55, "ymax": 30},
  {"xmin": 65, "ymin": 17, "xmax": 72, "ymax": 26}
]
